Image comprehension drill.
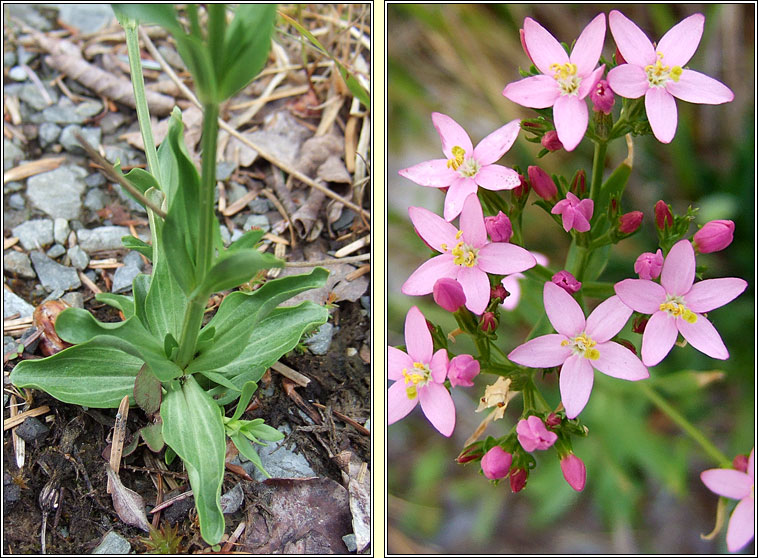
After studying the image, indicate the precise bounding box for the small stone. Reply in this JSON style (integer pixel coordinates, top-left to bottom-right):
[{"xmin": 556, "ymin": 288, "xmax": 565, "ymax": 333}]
[
  {"xmin": 67, "ymin": 245, "xmax": 90, "ymax": 270},
  {"xmin": 33, "ymin": 97, "xmax": 81, "ymax": 124},
  {"xmin": 332, "ymin": 208, "xmax": 356, "ymax": 231},
  {"xmin": 3, "ymin": 252, "xmax": 35, "ymax": 278},
  {"xmin": 19, "ymin": 83, "xmax": 57, "ymax": 111},
  {"xmin": 219, "ymin": 225, "xmax": 231, "ymax": 246},
  {"xmin": 42, "ymin": 289, "xmax": 64, "ymax": 303},
  {"xmin": 4, "ymin": 477, "xmax": 21, "ymax": 509},
  {"xmin": 26, "ymin": 165, "xmax": 87, "ymax": 220},
  {"xmin": 111, "ymin": 251, "xmax": 144, "ymax": 293},
  {"xmin": 225, "ymin": 181, "xmax": 248, "ymax": 204},
  {"xmin": 30, "ymin": 251, "xmax": 81, "ymax": 292},
  {"xmin": 53, "ymin": 218, "xmax": 70, "ymax": 245},
  {"xmin": 346, "ymin": 347, "xmax": 358, "ymax": 357},
  {"xmin": 162, "ymin": 496, "xmax": 194, "ymax": 525},
  {"xmin": 3, "ymin": 291, "xmax": 35, "ymax": 319},
  {"xmin": 99, "ymin": 112, "xmax": 127, "ymax": 135},
  {"xmin": 248, "ymin": 197, "xmax": 272, "ymax": 214},
  {"xmin": 46, "ymin": 244, "xmax": 66, "ymax": 259},
  {"xmin": 216, "ymin": 160, "xmax": 236, "ymax": 181},
  {"xmin": 104, "ymin": 144, "xmax": 140, "ymax": 167},
  {"xmin": 19, "ymin": 327, "xmax": 41, "ymax": 355},
  {"xmin": 75, "ymin": 100, "xmax": 103, "ymax": 120},
  {"xmin": 76, "ymin": 226, "xmax": 131, "ymax": 253},
  {"xmin": 220, "ymin": 483, "xmax": 244, "ymax": 515},
  {"xmin": 9, "ymin": 66, "xmax": 27, "ymax": 81},
  {"xmin": 38, "ymin": 122, "xmax": 62, "ymax": 148},
  {"xmin": 92, "ymin": 531, "xmax": 132, "ymax": 555},
  {"xmin": 243, "ymin": 214, "xmax": 271, "ymax": 233},
  {"xmin": 360, "ymin": 295, "xmax": 370, "ymax": 316},
  {"xmin": 305, "ymin": 322, "xmax": 334, "ymax": 355},
  {"xmin": 8, "ymin": 193, "xmax": 25, "ymax": 210},
  {"xmin": 230, "ymin": 229, "xmax": 244, "ymax": 243},
  {"xmin": 16, "ymin": 44, "xmax": 37, "ymax": 65},
  {"xmin": 4, "ymin": 51, "xmax": 16, "ymax": 67},
  {"xmin": 15, "ymin": 417, "xmax": 50, "ymax": 443},
  {"xmin": 62, "ymin": 291, "xmax": 84, "ymax": 308},
  {"xmin": 83, "ymin": 188, "xmax": 107, "ymax": 211},
  {"xmin": 342, "ymin": 534, "xmax": 357, "ymax": 552},
  {"xmin": 12, "ymin": 219, "xmax": 54, "ymax": 250},
  {"xmin": 4, "ymin": 181, "xmax": 24, "ymax": 193},
  {"xmin": 59, "ymin": 124, "xmax": 101, "ymax": 154},
  {"xmin": 56, "ymin": 4, "xmax": 114, "ymax": 34},
  {"xmin": 246, "ymin": 425, "xmax": 316, "ymax": 481},
  {"xmin": 4, "ymin": 138, "xmax": 24, "ymax": 170}
]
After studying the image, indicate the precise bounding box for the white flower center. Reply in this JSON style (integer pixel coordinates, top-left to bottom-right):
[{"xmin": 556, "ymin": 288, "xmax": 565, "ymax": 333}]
[
  {"xmin": 447, "ymin": 145, "xmax": 480, "ymax": 178},
  {"xmin": 645, "ymin": 52, "xmax": 682, "ymax": 87},
  {"xmin": 561, "ymin": 332, "xmax": 600, "ymax": 360},
  {"xmin": 551, "ymin": 62, "xmax": 581, "ymax": 96},
  {"xmin": 659, "ymin": 294, "xmax": 697, "ymax": 323},
  {"xmin": 402, "ymin": 362, "xmax": 432, "ymax": 399}
]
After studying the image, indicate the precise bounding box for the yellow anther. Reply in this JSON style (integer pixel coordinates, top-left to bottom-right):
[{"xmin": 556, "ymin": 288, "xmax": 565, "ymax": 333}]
[
  {"xmin": 440, "ymin": 243, "xmax": 448, "ymax": 251},
  {"xmin": 447, "ymin": 145, "xmax": 466, "ymax": 170},
  {"xmin": 682, "ymin": 309, "xmax": 697, "ymax": 323},
  {"xmin": 561, "ymin": 340, "xmax": 570, "ymax": 346},
  {"xmin": 455, "ymin": 230, "xmax": 464, "ymax": 239},
  {"xmin": 405, "ymin": 385, "xmax": 417, "ymax": 400},
  {"xmin": 451, "ymin": 241, "xmax": 478, "ymax": 267},
  {"xmin": 401, "ymin": 362, "xmax": 431, "ymax": 400},
  {"xmin": 670, "ymin": 66, "xmax": 682, "ymax": 82},
  {"xmin": 550, "ymin": 62, "xmax": 577, "ymax": 80},
  {"xmin": 585, "ymin": 348, "xmax": 600, "ymax": 360},
  {"xmin": 660, "ymin": 301, "xmax": 697, "ymax": 323}
]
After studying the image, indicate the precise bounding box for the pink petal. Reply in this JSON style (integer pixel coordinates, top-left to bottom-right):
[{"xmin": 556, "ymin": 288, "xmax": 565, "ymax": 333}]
[
  {"xmin": 608, "ymin": 10, "xmax": 656, "ymax": 67},
  {"xmin": 560, "ymin": 209, "xmax": 576, "ymax": 232},
  {"xmin": 473, "ymin": 119, "xmax": 520, "ymax": 165},
  {"xmin": 387, "ymin": 380, "xmax": 418, "ymax": 425},
  {"xmin": 477, "ymin": 243, "xmax": 536, "ymax": 276},
  {"xmin": 701, "ymin": 469, "xmax": 753, "ymax": 499},
  {"xmin": 641, "ymin": 311, "xmax": 678, "ymax": 366},
  {"xmin": 404, "ymin": 306, "xmax": 432, "ymax": 364},
  {"xmin": 475, "ymin": 164, "xmax": 521, "ymax": 191},
  {"xmin": 645, "ymin": 87, "xmax": 678, "ymax": 143},
  {"xmin": 553, "ymin": 94, "xmax": 588, "ymax": 151},
  {"xmin": 685, "ymin": 278, "xmax": 747, "ymax": 313},
  {"xmin": 460, "ymin": 194, "xmax": 486, "ymax": 248},
  {"xmin": 660, "ymin": 239, "xmax": 696, "ymax": 296},
  {"xmin": 614, "ymin": 278, "xmax": 666, "ymax": 313},
  {"xmin": 458, "ymin": 266, "xmax": 491, "ymax": 315},
  {"xmin": 430, "ymin": 348, "xmax": 449, "ymax": 384},
  {"xmin": 432, "ymin": 112, "xmax": 472, "ymax": 159},
  {"xmin": 677, "ymin": 313, "xmax": 729, "ymax": 360},
  {"xmin": 577, "ymin": 65, "xmax": 606, "ymax": 99},
  {"xmin": 726, "ymin": 497, "xmax": 755, "ymax": 552},
  {"xmin": 419, "ymin": 382, "xmax": 455, "ymax": 437},
  {"xmin": 571, "ymin": 208, "xmax": 591, "ymax": 232},
  {"xmin": 576, "ymin": 198, "xmax": 594, "ymax": 222},
  {"xmin": 523, "ymin": 17, "xmax": 569, "ymax": 75},
  {"xmin": 544, "ymin": 281, "xmax": 585, "ymax": 337},
  {"xmin": 402, "ymin": 254, "xmax": 457, "ymax": 295},
  {"xmin": 503, "ymin": 75, "xmax": 561, "ymax": 109},
  {"xmin": 388, "ymin": 346, "xmax": 413, "ymax": 381},
  {"xmin": 666, "ymin": 69, "xmax": 735, "ymax": 104},
  {"xmin": 593, "ymin": 341, "xmax": 649, "ymax": 380},
  {"xmin": 501, "ymin": 274, "xmax": 523, "ymax": 311},
  {"xmin": 508, "ymin": 334, "xmax": 572, "ymax": 368},
  {"xmin": 443, "ymin": 177, "xmax": 478, "ymax": 221},
  {"xmin": 398, "ymin": 159, "xmax": 458, "ymax": 187},
  {"xmin": 570, "ymin": 13, "xmax": 606, "ymax": 76},
  {"xmin": 607, "ymin": 64, "xmax": 649, "ymax": 99},
  {"xmin": 585, "ymin": 296, "xmax": 633, "ymax": 343},
  {"xmin": 657, "ymin": 13, "xmax": 704, "ymax": 67},
  {"xmin": 408, "ymin": 206, "xmax": 459, "ymax": 253},
  {"xmin": 560, "ymin": 354, "xmax": 595, "ymax": 419}
]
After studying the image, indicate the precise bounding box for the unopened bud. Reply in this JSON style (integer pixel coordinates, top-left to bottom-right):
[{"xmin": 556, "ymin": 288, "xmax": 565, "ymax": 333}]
[
  {"xmin": 510, "ymin": 468, "xmax": 528, "ymax": 492},
  {"xmin": 560, "ymin": 454, "xmax": 587, "ymax": 491},
  {"xmin": 480, "ymin": 312, "xmax": 497, "ymax": 332},
  {"xmin": 632, "ymin": 314, "xmax": 649, "ymax": 334},
  {"xmin": 614, "ymin": 46, "xmax": 626, "ymax": 65},
  {"xmin": 551, "ymin": 270, "xmax": 582, "ymax": 294},
  {"xmin": 512, "ymin": 174, "xmax": 530, "ymax": 199},
  {"xmin": 545, "ymin": 413, "xmax": 561, "ymax": 427},
  {"xmin": 490, "ymin": 284, "xmax": 509, "ymax": 303},
  {"xmin": 570, "ymin": 169, "xmax": 586, "ymax": 195},
  {"xmin": 693, "ymin": 220, "xmax": 735, "ymax": 254},
  {"xmin": 619, "ymin": 211, "xmax": 643, "ymax": 234},
  {"xmin": 654, "ymin": 200, "xmax": 673, "ymax": 230},
  {"xmin": 541, "ymin": 130, "xmax": 563, "ymax": 152},
  {"xmin": 732, "ymin": 454, "xmax": 749, "ymax": 473},
  {"xmin": 456, "ymin": 445, "xmax": 484, "ymax": 464},
  {"xmin": 634, "ymin": 249, "xmax": 663, "ymax": 280},
  {"xmin": 433, "ymin": 278, "xmax": 466, "ymax": 312},
  {"xmin": 527, "ymin": 166, "xmax": 558, "ymax": 200},
  {"xmin": 616, "ymin": 338, "xmax": 638, "ymax": 356},
  {"xmin": 485, "ymin": 211, "xmax": 512, "ymax": 243},
  {"xmin": 590, "ymin": 79, "xmax": 615, "ymax": 114},
  {"xmin": 481, "ymin": 446, "xmax": 513, "ymax": 480},
  {"xmin": 448, "ymin": 354, "xmax": 480, "ymax": 387}
]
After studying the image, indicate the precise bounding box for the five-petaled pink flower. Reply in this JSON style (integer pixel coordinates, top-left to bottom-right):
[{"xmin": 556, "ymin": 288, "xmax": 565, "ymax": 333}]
[
  {"xmin": 606, "ymin": 11, "xmax": 734, "ymax": 143},
  {"xmin": 402, "ymin": 194, "xmax": 537, "ymax": 315},
  {"xmin": 398, "ymin": 113, "xmax": 522, "ymax": 221},
  {"xmin": 503, "ymin": 14, "xmax": 606, "ymax": 151},
  {"xmin": 552, "ymin": 192, "xmax": 594, "ymax": 232},
  {"xmin": 509, "ymin": 282, "xmax": 649, "ymax": 419},
  {"xmin": 700, "ymin": 448, "xmax": 754, "ymax": 552},
  {"xmin": 388, "ymin": 306, "xmax": 454, "ymax": 436},
  {"xmin": 614, "ymin": 239, "xmax": 747, "ymax": 367},
  {"xmin": 517, "ymin": 415, "xmax": 558, "ymax": 452}
]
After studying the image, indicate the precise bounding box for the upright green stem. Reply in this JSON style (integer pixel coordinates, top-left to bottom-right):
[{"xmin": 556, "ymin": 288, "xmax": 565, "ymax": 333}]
[
  {"xmin": 639, "ymin": 382, "xmax": 731, "ymax": 468},
  {"xmin": 589, "ymin": 140, "xmax": 607, "ymax": 203}
]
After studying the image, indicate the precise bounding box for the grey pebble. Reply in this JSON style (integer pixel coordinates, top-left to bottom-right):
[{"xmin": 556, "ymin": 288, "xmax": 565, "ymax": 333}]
[
  {"xmin": 220, "ymin": 483, "xmax": 244, "ymax": 515},
  {"xmin": 4, "ymin": 475, "xmax": 21, "ymax": 509},
  {"xmin": 4, "ymin": 51, "xmax": 16, "ymax": 67},
  {"xmin": 219, "ymin": 224, "xmax": 232, "ymax": 246},
  {"xmin": 67, "ymin": 245, "xmax": 90, "ymax": 270},
  {"xmin": 62, "ymin": 291, "xmax": 84, "ymax": 309},
  {"xmin": 98, "ymin": 112, "xmax": 127, "ymax": 135},
  {"xmin": 216, "ymin": 160, "xmax": 236, "ymax": 181},
  {"xmin": 3, "ymin": 291, "xmax": 35, "ymax": 319},
  {"xmin": 38, "ymin": 122, "xmax": 62, "ymax": 148},
  {"xmin": 12, "ymin": 219, "xmax": 54, "ymax": 251},
  {"xmin": 59, "ymin": 124, "xmax": 101, "ymax": 154},
  {"xmin": 19, "ymin": 327, "xmax": 41, "ymax": 354},
  {"xmin": 243, "ymin": 214, "xmax": 271, "ymax": 233},
  {"xmin": 7, "ymin": 5, "xmax": 52, "ymax": 32},
  {"xmin": 30, "ymin": 251, "xmax": 81, "ymax": 292},
  {"xmin": 31, "ymin": 97, "xmax": 102, "ymax": 125},
  {"xmin": 56, "ymin": 4, "xmax": 114, "ymax": 34},
  {"xmin": 9, "ymin": 193, "xmax": 26, "ymax": 210},
  {"xmin": 305, "ymin": 322, "xmax": 335, "ymax": 355},
  {"xmin": 230, "ymin": 229, "xmax": 244, "ymax": 243},
  {"xmin": 16, "ymin": 45, "xmax": 36, "ymax": 66},
  {"xmin": 162, "ymin": 496, "xmax": 194, "ymax": 525},
  {"xmin": 4, "ymin": 181, "xmax": 24, "ymax": 193},
  {"xmin": 26, "ymin": 165, "xmax": 87, "ymax": 220},
  {"xmin": 8, "ymin": 66, "xmax": 27, "ymax": 81},
  {"xmin": 225, "ymin": 181, "xmax": 248, "ymax": 204},
  {"xmin": 111, "ymin": 251, "xmax": 144, "ymax": 293},
  {"xmin": 91, "ymin": 531, "xmax": 132, "ymax": 555},
  {"xmin": 83, "ymin": 188, "xmax": 107, "ymax": 211},
  {"xmin": 247, "ymin": 425, "xmax": 316, "ymax": 481},
  {"xmin": 18, "ymin": 82, "xmax": 57, "ymax": 111},
  {"xmin": 105, "ymin": 144, "xmax": 141, "ymax": 167},
  {"xmin": 84, "ymin": 172, "xmax": 107, "ymax": 188},
  {"xmin": 342, "ymin": 534, "xmax": 357, "ymax": 552},
  {"xmin": 15, "ymin": 417, "xmax": 50, "ymax": 443},
  {"xmin": 42, "ymin": 289, "xmax": 65, "ymax": 303},
  {"xmin": 53, "ymin": 218, "xmax": 70, "ymax": 245},
  {"xmin": 4, "ymin": 336, "xmax": 17, "ymax": 355},
  {"xmin": 76, "ymin": 226, "xmax": 131, "ymax": 252},
  {"xmin": 3, "ymin": 252, "xmax": 35, "ymax": 278},
  {"xmin": 248, "ymin": 197, "xmax": 272, "ymax": 214},
  {"xmin": 360, "ymin": 295, "xmax": 370, "ymax": 315},
  {"xmin": 4, "ymin": 138, "xmax": 24, "ymax": 170},
  {"xmin": 46, "ymin": 244, "xmax": 66, "ymax": 259}
]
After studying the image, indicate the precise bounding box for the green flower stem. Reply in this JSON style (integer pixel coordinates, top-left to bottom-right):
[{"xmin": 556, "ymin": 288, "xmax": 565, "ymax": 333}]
[
  {"xmin": 175, "ymin": 296, "xmax": 207, "ymax": 369},
  {"xmin": 589, "ymin": 139, "xmax": 607, "ymax": 204},
  {"xmin": 638, "ymin": 382, "xmax": 731, "ymax": 468}
]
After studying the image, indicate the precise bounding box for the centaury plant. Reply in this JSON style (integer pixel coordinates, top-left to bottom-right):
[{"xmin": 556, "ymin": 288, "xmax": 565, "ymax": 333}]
[{"xmin": 10, "ymin": 5, "xmax": 329, "ymax": 545}]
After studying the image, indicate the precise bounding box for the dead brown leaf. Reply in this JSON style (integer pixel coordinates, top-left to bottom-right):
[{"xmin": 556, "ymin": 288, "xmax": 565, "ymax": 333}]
[{"xmin": 105, "ymin": 464, "xmax": 150, "ymax": 532}]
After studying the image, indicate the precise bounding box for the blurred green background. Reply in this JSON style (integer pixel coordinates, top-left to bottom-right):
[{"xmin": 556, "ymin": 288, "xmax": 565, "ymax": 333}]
[{"xmin": 387, "ymin": 4, "xmax": 755, "ymax": 554}]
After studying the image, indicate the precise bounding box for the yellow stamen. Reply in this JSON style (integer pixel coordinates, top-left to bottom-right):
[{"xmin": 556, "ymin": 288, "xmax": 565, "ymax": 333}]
[
  {"xmin": 401, "ymin": 362, "xmax": 431, "ymax": 400},
  {"xmin": 659, "ymin": 301, "xmax": 698, "ymax": 323},
  {"xmin": 550, "ymin": 62, "xmax": 577, "ymax": 80},
  {"xmin": 447, "ymin": 145, "xmax": 466, "ymax": 170},
  {"xmin": 645, "ymin": 52, "xmax": 683, "ymax": 85},
  {"xmin": 451, "ymin": 241, "xmax": 478, "ymax": 267}
]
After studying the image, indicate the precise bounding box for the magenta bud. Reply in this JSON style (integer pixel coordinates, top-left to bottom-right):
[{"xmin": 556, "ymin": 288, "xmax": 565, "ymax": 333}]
[
  {"xmin": 448, "ymin": 354, "xmax": 480, "ymax": 387},
  {"xmin": 509, "ymin": 468, "xmax": 528, "ymax": 493},
  {"xmin": 527, "ymin": 166, "xmax": 558, "ymax": 200},
  {"xmin": 632, "ymin": 314, "xmax": 649, "ymax": 334},
  {"xmin": 551, "ymin": 270, "xmax": 582, "ymax": 294},
  {"xmin": 541, "ymin": 130, "xmax": 563, "ymax": 152},
  {"xmin": 732, "ymin": 454, "xmax": 749, "ymax": 473},
  {"xmin": 693, "ymin": 220, "xmax": 735, "ymax": 254},
  {"xmin": 481, "ymin": 446, "xmax": 513, "ymax": 480},
  {"xmin": 513, "ymin": 173, "xmax": 530, "ymax": 199},
  {"xmin": 485, "ymin": 211, "xmax": 513, "ymax": 243},
  {"xmin": 545, "ymin": 413, "xmax": 561, "ymax": 428},
  {"xmin": 560, "ymin": 454, "xmax": 587, "ymax": 492},
  {"xmin": 480, "ymin": 312, "xmax": 498, "ymax": 332},
  {"xmin": 619, "ymin": 211, "xmax": 643, "ymax": 234},
  {"xmin": 570, "ymin": 169, "xmax": 586, "ymax": 195},
  {"xmin": 634, "ymin": 249, "xmax": 664, "ymax": 280},
  {"xmin": 490, "ymin": 284, "xmax": 509, "ymax": 303},
  {"xmin": 433, "ymin": 278, "xmax": 466, "ymax": 312},
  {"xmin": 654, "ymin": 200, "xmax": 673, "ymax": 230},
  {"xmin": 614, "ymin": 46, "xmax": 627, "ymax": 65},
  {"xmin": 617, "ymin": 338, "xmax": 638, "ymax": 356},
  {"xmin": 590, "ymin": 79, "xmax": 615, "ymax": 114},
  {"xmin": 456, "ymin": 447, "xmax": 483, "ymax": 464}
]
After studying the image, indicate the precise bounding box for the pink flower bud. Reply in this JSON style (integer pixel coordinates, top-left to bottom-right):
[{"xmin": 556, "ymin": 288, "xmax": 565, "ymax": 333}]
[
  {"xmin": 590, "ymin": 79, "xmax": 615, "ymax": 114},
  {"xmin": 551, "ymin": 270, "xmax": 582, "ymax": 294},
  {"xmin": 510, "ymin": 468, "xmax": 528, "ymax": 493},
  {"xmin": 619, "ymin": 211, "xmax": 643, "ymax": 234},
  {"xmin": 527, "ymin": 166, "xmax": 558, "ymax": 200},
  {"xmin": 490, "ymin": 284, "xmax": 509, "ymax": 303},
  {"xmin": 614, "ymin": 46, "xmax": 626, "ymax": 65},
  {"xmin": 570, "ymin": 169, "xmax": 586, "ymax": 195},
  {"xmin": 517, "ymin": 415, "xmax": 558, "ymax": 452},
  {"xmin": 634, "ymin": 249, "xmax": 664, "ymax": 280},
  {"xmin": 541, "ymin": 130, "xmax": 563, "ymax": 152},
  {"xmin": 693, "ymin": 220, "xmax": 735, "ymax": 254},
  {"xmin": 545, "ymin": 412, "xmax": 561, "ymax": 427},
  {"xmin": 481, "ymin": 446, "xmax": 513, "ymax": 480},
  {"xmin": 560, "ymin": 454, "xmax": 586, "ymax": 491},
  {"xmin": 480, "ymin": 312, "xmax": 497, "ymax": 332},
  {"xmin": 484, "ymin": 211, "xmax": 512, "ymax": 243},
  {"xmin": 732, "ymin": 454, "xmax": 749, "ymax": 473},
  {"xmin": 433, "ymin": 278, "xmax": 466, "ymax": 312},
  {"xmin": 632, "ymin": 314, "xmax": 649, "ymax": 334},
  {"xmin": 617, "ymin": 338, "xmax": 638, "ymax": 356},
  {"xmin": 654, "ymin": 200, "xmax": 673, "ymax": 230},
  {"xmin": 512, "ymin": 173, "xmax": 530, "ymax": 199},
  {"xmin": 456, "ymin": 446, "xmax": 483, "ymax": 464},
  {"xmin": 448, "ymin": 354, "xmax": 480, "ymax": 387}
]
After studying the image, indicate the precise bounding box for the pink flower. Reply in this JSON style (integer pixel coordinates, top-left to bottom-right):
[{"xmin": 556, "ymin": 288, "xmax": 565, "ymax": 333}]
[
  {"xmin": 615, "ymin": 239, "xmax": 747, "ymax": 366},
  {"xmin": 552, "ymin": 192, "xmax": 594, "ymax": 232},
  {"xmin": 485, "ymin": 211, "xmax": 512, "ymax": 243},
  {"xmin": 634, "ymin": 249, "xmax": 664, "ymax": 280},
  {"xmin": 560, "ymin": 453, "xmax": 587, "ymax": 491},
  {"xmin": 433, "ymin": 278, "xmax": 466, "ymax": 312},
  {"xmin": 517, "ymin": 415, "xmax": 558, "ymax": 452},
  {"xmin": 590, "ymin": 79, "xmax": 615, "ymax": 114},
  {"xmin": 606, "ymin": 11, "xmax": 734, "ymax": 143},
  {"xmin": 481, "ymin": 446, "xmax": 513, "ymax": 480},
  {"xmin": 509, "ymin": 282, "xmax": 649, "ymax": 419},
  {"xmin": 402, "ymin": 194, "xmax": 537, "ymax": 315},
  {"xmin": 398, "ymin": 113, "xmax": 521, "ymax": 221},
  {"xmin": 700, "ymin": 448, "xmax": 754, "ymax": 552},
  {"xmin": 693, "ymin": 219, "xmax": 735, "ymax": 254},
  {"xmin": 552, "ymin": 270, "xmax": 582, "ymax": 294},
  {"xmin": 527, "ymin": 165, "xmax": 558, "ymax": 200},
  {"xmin": 388, "ymin": 306, "xmax": 455, "ymax": 436},
  {"xmin": 448, "ymin": 354, "xmax": 480, "ymax": 387},
  {"xmin": 501, "ymin": 252, "xmax": 549, "ymax": 311},
  {"xmin": 503, "ymin": 14, "xmax": 606, "ymax": 151}
]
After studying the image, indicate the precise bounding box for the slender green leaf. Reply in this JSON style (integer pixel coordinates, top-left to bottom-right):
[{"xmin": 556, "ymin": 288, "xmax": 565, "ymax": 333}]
[
  {"xmin": 230, "ymin": 381, "xmax": 258, "ymax": 422},
  {"xmin": 162, "ymin": 376, "xmax": 226, "ymax": 545},
  {"xmin": 227, "ymin": 229, "xmax": 266, "ymax": 252},
  {"xmin": 161, "ymin": 213, "xmax": 196, "ymax": 295},
  {"xmin": 242, "ymin": 422, "xmax": 284, "ymax": 442},
  {"xmin": 121, "ymin": 235, "xmax": 153, "ymax": 260},
  {"xmin": 195, "ymin": 249, "xmax": 282, "ymax": 298},
  {"xmin": 229, "ymin": 432, "xmax": 270, "ymax": 478},
  {"xmin": 145, "ymin": 240, "xmax": 188, "ymax": 342},
  {"xmin": 95, "ymin": 292, "xmax": 135, "ymax": 319},
  {"xmin": 196, "ymin": 370, "xmax": 241, "ymax": 393},
  {"xmin": 10, "ymin": 339, "xmax": 142, "ymax": 408},
  {"xmin": 133, "ymin": 273, "xmax": 151, "ymax": 331},
  {"xmin": 114, "ymin": 163, "xmax": 161, "ymax": 209},
  {"xmin": 111, "ymin": 4, "xmax": 182, "ymax": 35}
]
